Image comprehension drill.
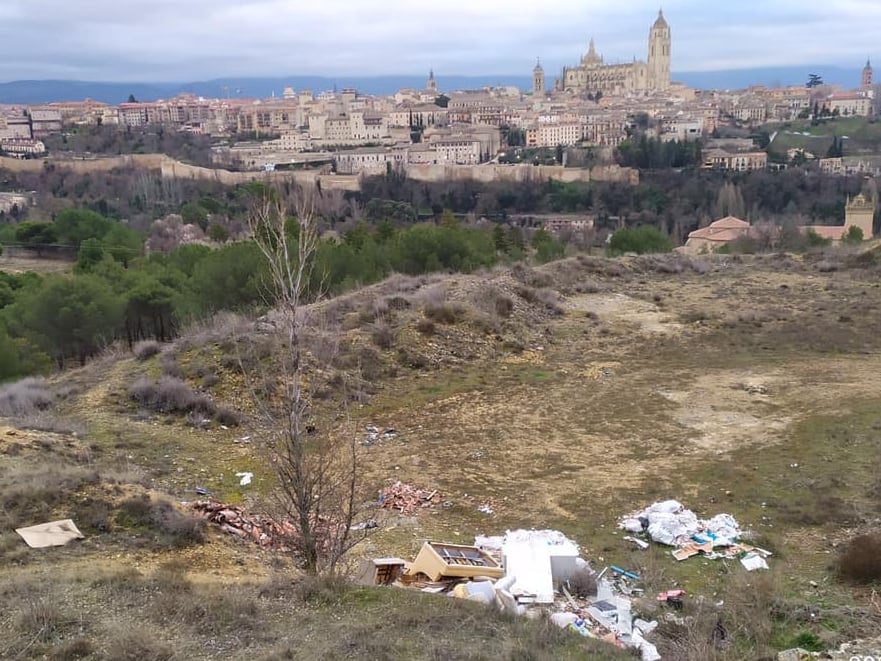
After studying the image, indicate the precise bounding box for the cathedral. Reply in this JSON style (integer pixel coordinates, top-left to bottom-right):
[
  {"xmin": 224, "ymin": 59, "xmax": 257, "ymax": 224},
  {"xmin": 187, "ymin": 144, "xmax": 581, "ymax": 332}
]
[{"xmin": 552, "ymin": 10, "xmax": 671, "ymax": 96}]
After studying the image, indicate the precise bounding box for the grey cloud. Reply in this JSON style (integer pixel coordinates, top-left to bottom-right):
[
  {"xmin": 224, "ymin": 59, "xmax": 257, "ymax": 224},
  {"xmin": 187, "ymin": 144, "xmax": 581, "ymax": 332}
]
[{"xmin": 0, "ymin": 0, "xmax": 878, "ymax": 82}]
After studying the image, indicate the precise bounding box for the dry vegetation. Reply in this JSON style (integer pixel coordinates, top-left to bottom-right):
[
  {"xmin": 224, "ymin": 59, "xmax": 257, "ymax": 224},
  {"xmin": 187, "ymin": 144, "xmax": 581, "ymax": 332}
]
[{"xmin": 3, "ymin": 247, "xmax": 881, "ymax": 658}]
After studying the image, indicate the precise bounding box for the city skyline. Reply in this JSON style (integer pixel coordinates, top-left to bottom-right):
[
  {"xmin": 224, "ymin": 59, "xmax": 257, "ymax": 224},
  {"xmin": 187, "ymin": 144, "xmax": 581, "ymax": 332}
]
[{"xmin": 0, "ymin": 1, "xmax": 878, "ymax": 83}]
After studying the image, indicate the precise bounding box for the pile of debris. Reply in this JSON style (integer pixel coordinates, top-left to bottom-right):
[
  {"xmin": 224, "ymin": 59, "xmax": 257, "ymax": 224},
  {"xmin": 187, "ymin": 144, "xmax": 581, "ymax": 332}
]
[
  {"xmin": 190, "ymin": 501, "xmax": 337, "ymax": 556},
  {"xmin": 378, "ymin": 481, "xmax": 438, "ymax": 514},
  {"xmin": 619, "ymin": 500, "xmax": 771, "ymax": 570},
  {"xmin": 362, "ymin": 424, "xmax": 397, "ymax": 447},
  {"xmin": 361, "ymin": 530, "xmax": 662, "ymax": 660},
  {"xmin": 191, "ymin": 501, "xmax": 295, "ymax": 549}
]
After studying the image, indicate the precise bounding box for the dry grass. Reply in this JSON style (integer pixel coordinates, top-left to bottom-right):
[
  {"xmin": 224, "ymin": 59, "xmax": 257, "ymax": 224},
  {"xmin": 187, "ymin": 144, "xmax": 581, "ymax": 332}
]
[
  {"xmin": 5, "ymin": 255, "xmax": 881, "ymax": 659},
  {"xmin": 105, "ymin": 626, "xmax": 175, "ymax": 661},
  {"xmin": 0, "ymin": 464, "xmax": 100, "ymax": 530},
  {"xmin": 0, "ymin": 377, "xmax": 54, "ymax": 417},
  {"xmin": 133, "ymin": 340, "xmax": 163, "ymax": 361},
  {"xmin": 115, "ymin": 495, "xmax": 206, "ymax": 548}
]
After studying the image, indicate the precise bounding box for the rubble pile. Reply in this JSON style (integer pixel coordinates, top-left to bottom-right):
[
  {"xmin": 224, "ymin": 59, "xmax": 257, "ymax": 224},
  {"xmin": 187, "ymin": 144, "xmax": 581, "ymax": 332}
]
[
  {"xmin": 378, "ymin": 481, "xmax": 438, "ymax": 514},
  {"xmin": 192, "ymin": 501, "xmax": 295, "ymax": 549},
  {"xmin": 190, "ymin": 501, "xmax": 334, "ymax": 554},
  {"xmin": 363, "ymin": 530, "xmax": 663, "ymax": 660},
  {"xmin": 619, "ymin": 500, "xmax": 771, "ymax": 568}
]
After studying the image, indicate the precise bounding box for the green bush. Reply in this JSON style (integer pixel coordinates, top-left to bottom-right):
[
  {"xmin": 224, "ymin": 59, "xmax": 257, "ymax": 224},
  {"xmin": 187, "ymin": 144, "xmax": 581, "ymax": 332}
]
[
  {"xmin": 608, "ymin": 226, "xmax": 673, "ymax": 256},
  {"xmin": 843, "ymin": 225, "xmax": 864, "ymax": 244}
]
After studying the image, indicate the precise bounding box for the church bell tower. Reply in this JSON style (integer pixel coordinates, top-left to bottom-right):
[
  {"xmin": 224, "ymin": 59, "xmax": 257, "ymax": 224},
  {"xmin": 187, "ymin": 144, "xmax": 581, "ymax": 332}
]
[
  {"xmin": 647, "ymin": 9, "xmax": 671, "ymax": 91},
  {"xmin": 533, "ymin": 59, "xmax": 545, "ymax": 97}
]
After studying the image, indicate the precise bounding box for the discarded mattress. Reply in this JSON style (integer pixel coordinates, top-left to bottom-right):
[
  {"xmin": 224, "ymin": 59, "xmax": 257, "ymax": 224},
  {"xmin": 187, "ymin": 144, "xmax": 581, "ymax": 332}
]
[{"xmin": 15, "ymin": 519, "xmax": 84, "ymax": 548}]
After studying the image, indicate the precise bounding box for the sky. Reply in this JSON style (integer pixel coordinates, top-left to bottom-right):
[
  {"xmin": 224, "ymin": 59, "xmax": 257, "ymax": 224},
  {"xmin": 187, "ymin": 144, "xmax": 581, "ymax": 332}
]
[{"xmin": 0, "ymin": 0, "xmax": 878, "ymax": 82}]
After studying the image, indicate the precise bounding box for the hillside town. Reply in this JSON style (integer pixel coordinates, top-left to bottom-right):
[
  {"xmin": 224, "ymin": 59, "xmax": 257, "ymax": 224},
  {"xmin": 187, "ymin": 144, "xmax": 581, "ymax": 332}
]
[{"xmin": 0, "ymin": 11, "xmax": 877, "ymax": 179}]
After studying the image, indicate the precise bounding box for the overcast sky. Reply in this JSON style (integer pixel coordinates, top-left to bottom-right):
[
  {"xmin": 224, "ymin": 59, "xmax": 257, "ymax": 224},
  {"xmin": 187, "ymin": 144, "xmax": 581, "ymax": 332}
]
[{"xmin": 0, "ymin": 0, "xmax": 877, "ymax": 82}]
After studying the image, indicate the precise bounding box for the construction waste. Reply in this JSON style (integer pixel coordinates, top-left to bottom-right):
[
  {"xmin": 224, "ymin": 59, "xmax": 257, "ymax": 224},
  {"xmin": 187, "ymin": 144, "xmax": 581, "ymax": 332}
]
[
  {"xmin": 362, "ymin": 530, "xmax": 662, "ymax": 660},
  {"xmin": 378, "ymin": 481, "xmax": 438, "ymax": 515},
  {"xmin": 191, "ymin": 501, "xmax": 298, "ymax": 550},
  {"xmin": 619, "ymin": 500, "xmax": 771, "ymax": 567}
]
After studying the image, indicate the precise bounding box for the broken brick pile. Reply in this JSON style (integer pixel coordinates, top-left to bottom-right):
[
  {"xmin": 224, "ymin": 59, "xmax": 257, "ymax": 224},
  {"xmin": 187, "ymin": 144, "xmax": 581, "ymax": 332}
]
[
  {"xmin": 379, "ymin": 481, "xmax": 438, "ymax": 514},
  {"xmin": 191, "ymin": 501, "xmax": 295, "ymax": 550},
  {"xmin": 190, "ymin": 501, "xmax": 338, "ymax": 556}
]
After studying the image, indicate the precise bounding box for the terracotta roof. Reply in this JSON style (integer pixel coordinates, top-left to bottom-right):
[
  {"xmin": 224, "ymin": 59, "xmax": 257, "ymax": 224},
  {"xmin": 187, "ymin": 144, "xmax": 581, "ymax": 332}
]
[
  {"xmin": 687, "ymin": 216, "xmax": 750, "ymax": 241},
  {"xmin": 687, "ymin": 228, "xmax": 749, "ymax": 243},
  {"xmin": 709, "ymin": 216, "xmax": 750, "ymax": 229},
  {"xmin": 803, "ymin": 225, "xmax": 847, "ymax": 240}
]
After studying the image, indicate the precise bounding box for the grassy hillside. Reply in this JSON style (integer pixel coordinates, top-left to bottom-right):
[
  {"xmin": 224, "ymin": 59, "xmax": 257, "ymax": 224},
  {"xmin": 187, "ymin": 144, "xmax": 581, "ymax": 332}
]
[
  {"xmin": 3, "ymin": 250, "xmax": 881, "ymax": 659},
  {"xmin": 769, "ymin": 116, "xmax": 881, "ymax": 157}
]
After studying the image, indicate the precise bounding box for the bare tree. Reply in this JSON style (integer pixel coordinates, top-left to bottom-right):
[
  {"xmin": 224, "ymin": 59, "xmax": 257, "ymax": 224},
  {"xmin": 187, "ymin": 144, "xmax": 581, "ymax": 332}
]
[{"xmin": 244, "ymin": 185, "xmax": 369, "ymax": 575}]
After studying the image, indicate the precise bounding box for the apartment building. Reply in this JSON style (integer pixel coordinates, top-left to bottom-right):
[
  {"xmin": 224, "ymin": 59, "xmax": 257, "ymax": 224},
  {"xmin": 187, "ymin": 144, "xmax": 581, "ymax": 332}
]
[
  {"xmin": 525, "ymin": 122, "xmax": 584, "ymax": 148},
  {"xmin": 434, "ymin": 137, "xmax": 482, "ymax": 165},
  {"xmin": 0, "ymin": 138, "xmax": 46, "ymax": 156},
  {"xmin": 27, "ymin": 108, "xmax": 63, "ymax": 136},
  {"xmin": 703, "ymin": 149, "xmax": 767, "ymax": 171},
  {"xmin": 335, "ymin": 147, "xmax": 390, "ymax": 174}
]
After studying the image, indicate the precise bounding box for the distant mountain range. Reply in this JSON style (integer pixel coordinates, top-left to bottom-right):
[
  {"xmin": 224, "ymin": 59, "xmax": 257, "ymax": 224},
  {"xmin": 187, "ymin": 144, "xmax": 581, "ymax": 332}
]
[{"xmin": 0, "ymin": 67, "xmax": 865, "ymax": 105}]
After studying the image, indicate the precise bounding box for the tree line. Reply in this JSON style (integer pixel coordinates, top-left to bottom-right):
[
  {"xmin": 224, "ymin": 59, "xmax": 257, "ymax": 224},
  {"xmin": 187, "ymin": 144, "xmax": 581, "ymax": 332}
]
[{"xmin": 0, "ymin": 204, "xmax": 561, "ymax": 381}]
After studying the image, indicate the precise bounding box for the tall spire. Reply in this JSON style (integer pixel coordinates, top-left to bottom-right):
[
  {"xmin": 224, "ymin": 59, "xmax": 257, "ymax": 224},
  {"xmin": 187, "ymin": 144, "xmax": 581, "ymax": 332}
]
[{"xmin": 653, "ymin": 8, "xmax": 668, "ymax": 28}]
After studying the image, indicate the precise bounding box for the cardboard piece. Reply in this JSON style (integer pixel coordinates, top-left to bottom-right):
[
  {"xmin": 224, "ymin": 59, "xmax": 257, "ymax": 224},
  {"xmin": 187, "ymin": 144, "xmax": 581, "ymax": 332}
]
[{"xmin": 15, "ymin": 519, "xmax": 84, "ymax": 548}]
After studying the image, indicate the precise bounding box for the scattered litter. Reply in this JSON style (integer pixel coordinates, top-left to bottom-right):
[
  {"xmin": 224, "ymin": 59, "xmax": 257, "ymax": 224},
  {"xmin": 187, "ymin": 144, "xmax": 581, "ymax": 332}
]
[
  {"xmin": 477, "ymin": 504, "xmax": 494, "ymax": 515},
  {"xmin": 624, "ymin": 535, "xmax": 649, "ymax": 550},
  {"xmin": 619, "ymin": 500, "xmax": 770, "ymax": 569},
  {"xmin": 363, "ymin": 424, "xmax": 398, "ymax": 446},
  {"xmin": 366, "ymin": 527, "xmax": 676, "ymax": 658},
  {"xmin": 452, "ymin": 580, "xmax": 496, "ymax": 604},
  {"xmin": 379, "ymin": 481, "xmax": 438, "ymax": 514},
  {"xmin": 15, "ymin": 519, "xmax": 84, "ymax": 548},
  {"xmin": 610, "ymin": 566, "xmax": 640, "ymax": 580},
  {"xmin": 194, "ymin": 486, "xmax": 211, "ymax": 496},
  {"xmin": 740, "ymin": 552, "xmax": 769, "ymax": 571},
  {"xmin": 350, "ymin": 519, "xmax": 379, "ymax": 532},
  {"xmin": 235, "ymin": 471, "xmax": 253, "ymax": 486}
]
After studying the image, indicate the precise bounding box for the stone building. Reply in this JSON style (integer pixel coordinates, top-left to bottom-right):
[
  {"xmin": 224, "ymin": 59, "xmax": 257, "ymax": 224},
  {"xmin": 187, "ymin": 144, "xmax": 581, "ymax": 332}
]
[
  {"xmin": 555, "ymin": 11, "xmax": 671, "ymax": 96},
  {"xmin": 844, "ymin": 193, "xmax": 875, "ymax": 238},
  {"xmin": 533, "ymin": 60, "xmax": 545, "ymax": 98}
]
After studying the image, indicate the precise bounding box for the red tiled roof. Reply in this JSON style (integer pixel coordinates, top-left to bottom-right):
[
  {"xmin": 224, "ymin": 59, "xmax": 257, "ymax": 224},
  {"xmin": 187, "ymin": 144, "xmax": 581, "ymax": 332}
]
[
  {"xmin": 803, "ymin": 225, "xmax": 847, "ymax": 240},
  {"xmin": 687, "ymin": 216, "xmax": 751, "ymax": 241}
]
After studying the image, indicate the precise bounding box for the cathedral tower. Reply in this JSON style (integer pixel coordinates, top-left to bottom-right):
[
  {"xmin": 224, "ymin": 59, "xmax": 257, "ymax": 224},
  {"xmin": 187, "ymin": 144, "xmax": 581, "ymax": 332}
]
[
  {"xmin": 533, "ymin": 59, "xmax": 545, "ymax": 97},
  {"xmin": 862, "ymin": 58, "xmax": 873, "ymax": 89},
  {"xmin": 427, "ymin": 69, "xmax": 438, "ymax": 94},
  {"xmin": 647, "ymin": 9, "xmax": 671, "ymax": 91}
]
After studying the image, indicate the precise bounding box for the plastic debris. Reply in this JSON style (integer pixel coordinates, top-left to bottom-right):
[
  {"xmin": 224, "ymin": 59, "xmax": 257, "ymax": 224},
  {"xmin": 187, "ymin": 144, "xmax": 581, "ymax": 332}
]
[
  {"xmin": 741, "ymin": 552, "xmax": 769, "ymax": 571},
  {"xmin": 235, "ymin": 471, "xmax": 253, "ymax": 486}
]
